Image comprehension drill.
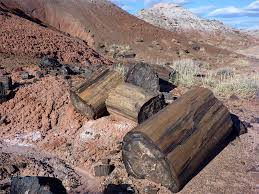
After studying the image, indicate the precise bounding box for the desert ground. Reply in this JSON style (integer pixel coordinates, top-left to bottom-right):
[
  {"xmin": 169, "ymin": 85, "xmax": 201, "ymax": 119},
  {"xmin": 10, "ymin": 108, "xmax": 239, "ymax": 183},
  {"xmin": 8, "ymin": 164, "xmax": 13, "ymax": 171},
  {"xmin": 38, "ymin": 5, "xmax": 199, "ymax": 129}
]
[{"xmin": 0, "ymin": 1, "xmax": 259, "ymax": 194}]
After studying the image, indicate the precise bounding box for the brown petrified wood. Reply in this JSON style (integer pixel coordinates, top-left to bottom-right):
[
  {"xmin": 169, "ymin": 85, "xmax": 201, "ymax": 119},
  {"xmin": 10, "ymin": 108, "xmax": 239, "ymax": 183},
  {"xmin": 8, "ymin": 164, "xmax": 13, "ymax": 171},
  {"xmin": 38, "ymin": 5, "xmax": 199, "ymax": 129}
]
[
  {"xmin": 70, "ymin": 69, "xmax": 124, "ymax": 119},
  {"xmin": 106, "ymin": 83, "xmax": 166, "ymax": 124},
  {"xmin": 122, "ymin": 87, "xmax": 234, "ymax": 192}
]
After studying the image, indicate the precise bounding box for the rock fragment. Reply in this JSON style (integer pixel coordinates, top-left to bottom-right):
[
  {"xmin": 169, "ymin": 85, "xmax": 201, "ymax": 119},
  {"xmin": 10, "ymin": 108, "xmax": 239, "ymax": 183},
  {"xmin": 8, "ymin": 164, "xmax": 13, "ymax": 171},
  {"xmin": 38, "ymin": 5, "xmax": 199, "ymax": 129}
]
[
  {"xmin": 250, "ymin": 117, "xmax": 259, "ymax": 124},
  {"xmin": 20, "ymin": 72, "xmax": 31, "ymax": 80},
  {"xmin": 10, "ymin": 176, "xmax": 67, "ymax": 194},
  {"xmin": 94, "ymin": 164, "xmax": 115, "ymax": 177},
  {"xmin": 0, "ymin": 76, "xmax": 12, "ymax": 90}
]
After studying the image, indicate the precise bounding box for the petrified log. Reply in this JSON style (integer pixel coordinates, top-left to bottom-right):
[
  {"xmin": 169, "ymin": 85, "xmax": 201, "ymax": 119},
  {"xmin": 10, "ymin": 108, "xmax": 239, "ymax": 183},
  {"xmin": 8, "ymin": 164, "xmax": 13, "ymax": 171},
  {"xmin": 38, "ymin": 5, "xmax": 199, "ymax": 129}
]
[
  {"xmin": 106, "ymin": 83, "xmax": 166, "ymax": 123},
  {"xmin": 11, "ymin": 176, "xmax": 67, "ymax": 194},
  {"xmin": 0, "ymin": 75, "xmax": 12, "ymax": 90},
  {"xmin": 126, "ymin": 63, "xmax": 160, "ymax": 93},
  {"xmin": 0, "ymin": 82, "xmax": 7, "ymax": 103},
  {"xmin": 122, "ymin": 87, "xmax": 233, "ymax": 192},
  {"xmin": 70, "ymin": 69, "xmax": 123, "ymax": 119}
]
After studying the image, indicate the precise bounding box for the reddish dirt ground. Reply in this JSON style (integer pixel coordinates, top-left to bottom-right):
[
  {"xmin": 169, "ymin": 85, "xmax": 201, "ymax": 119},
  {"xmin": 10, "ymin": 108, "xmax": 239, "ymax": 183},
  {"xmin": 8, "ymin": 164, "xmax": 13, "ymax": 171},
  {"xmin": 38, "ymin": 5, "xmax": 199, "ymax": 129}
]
[{"xmin": 0, "ymin": 63, "xmax": 258, "ymax": 193}]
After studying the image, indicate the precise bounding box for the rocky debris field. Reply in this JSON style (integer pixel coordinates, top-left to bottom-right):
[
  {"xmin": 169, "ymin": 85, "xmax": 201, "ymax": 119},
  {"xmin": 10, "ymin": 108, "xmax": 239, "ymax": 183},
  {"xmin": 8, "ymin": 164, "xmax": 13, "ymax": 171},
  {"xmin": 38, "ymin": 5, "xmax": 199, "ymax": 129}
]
[
  {"xmin": 0, "ymin": 58, "xmax": 258, "ymax": 193},
  {"xmin": 0, "ymin": 2, "xmax": 258, "ymax": 194}
]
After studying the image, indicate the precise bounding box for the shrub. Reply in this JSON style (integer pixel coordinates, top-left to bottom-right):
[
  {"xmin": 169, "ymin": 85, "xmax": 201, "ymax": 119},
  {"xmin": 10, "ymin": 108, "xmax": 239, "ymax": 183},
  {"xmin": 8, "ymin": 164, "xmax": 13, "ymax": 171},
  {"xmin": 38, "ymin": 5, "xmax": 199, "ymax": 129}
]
[
  {"xmin": 169, "ymin": 59, "xmax": 201, "ymax": 87},
  {"xmin": 232, "ymin": 58, "xmax": 251, "ymax": 67},
  {"xmin": 214, "ymin": 75, "xmax": 259, "ymax": 98},
  {"xmin": 169, "ymin": 59, "xmax": 259, "ymax": 98},
  {"xmin": 216, "ymin": 68, "xmax": 235, "ymax": 78},
  {"xmin": 113, "ymin": 63, "xmax": 128, "ymax": 78}
]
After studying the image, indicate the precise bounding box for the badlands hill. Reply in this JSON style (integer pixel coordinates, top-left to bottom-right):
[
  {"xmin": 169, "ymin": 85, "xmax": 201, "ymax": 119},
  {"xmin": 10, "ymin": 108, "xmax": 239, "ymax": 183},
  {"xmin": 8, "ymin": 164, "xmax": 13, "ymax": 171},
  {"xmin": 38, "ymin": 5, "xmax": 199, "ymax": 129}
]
[
  {"xmin": 138, "ymin": 3, "xmax": 256, "ymax": 50},
  {"xmin": 0, "ymin": 0, "xmax": 243, "ymax": 66},
  {"xmin": 0, "ymin": 8, "xmax": 111, "ymax": 66},
  {"xmin": 244, "ymin": 30, "xmax": 259, "ymax": 39}
]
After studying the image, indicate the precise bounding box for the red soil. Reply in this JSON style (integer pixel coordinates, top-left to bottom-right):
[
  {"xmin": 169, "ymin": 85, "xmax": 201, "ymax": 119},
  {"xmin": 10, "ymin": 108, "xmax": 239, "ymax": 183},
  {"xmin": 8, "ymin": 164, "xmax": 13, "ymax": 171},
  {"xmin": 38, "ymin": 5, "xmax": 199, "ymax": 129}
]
[{"xmin": 0, "ymin": 11, "xmax": 111, "ymax": 65}]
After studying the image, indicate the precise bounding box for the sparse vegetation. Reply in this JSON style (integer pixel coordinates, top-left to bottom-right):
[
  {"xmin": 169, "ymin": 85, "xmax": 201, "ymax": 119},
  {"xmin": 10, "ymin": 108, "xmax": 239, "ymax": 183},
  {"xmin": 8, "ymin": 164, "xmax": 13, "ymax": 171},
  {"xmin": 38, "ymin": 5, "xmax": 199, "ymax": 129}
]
[
  {"xmin": 108, "ymin": 44, "xmax": 136, "ymax": 59},
  {"xmin": 169, "ymin": 59, "xmax": 259, "ymax": 98},
  {"xmin": 203, "ymin": 72, "xmax": 259, "ymax": 98},
  {"xmin": 216, "ymin": 68, "xmax": 235, "ymax": 78},
  {"xmin": 231, "ymin": 58, "xmax": 251, "ymax": 67},
  {"xmin": 113, "ymin": 63, "xmax": 128, "ymax": 78},
  {"xmin": 169, "ymin": 59, "xmax": 200, "ymax": 87}
]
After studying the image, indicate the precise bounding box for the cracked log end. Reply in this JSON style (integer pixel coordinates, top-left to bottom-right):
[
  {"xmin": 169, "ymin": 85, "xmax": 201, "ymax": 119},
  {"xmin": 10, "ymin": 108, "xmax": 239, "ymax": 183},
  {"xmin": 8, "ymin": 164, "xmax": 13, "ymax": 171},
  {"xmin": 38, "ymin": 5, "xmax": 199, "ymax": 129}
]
[{"xmin": 123, "ymin": 131, "xmax": 180, "ymax": 192}]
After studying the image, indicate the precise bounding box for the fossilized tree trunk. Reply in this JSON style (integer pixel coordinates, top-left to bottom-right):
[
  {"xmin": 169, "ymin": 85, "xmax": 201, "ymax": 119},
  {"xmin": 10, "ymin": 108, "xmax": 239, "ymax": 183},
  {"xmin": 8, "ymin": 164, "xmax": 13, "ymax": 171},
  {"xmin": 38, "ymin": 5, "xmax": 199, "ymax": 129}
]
[
  {"xmin": 106, "ymin": 83, "xmax": 166, "ymax": 123},
  {"xmin": 126, "ymin": 63, "xmax": 160, "ymax": 93},
  {"xmin": 70, "ymin": 69, "xmax": 123, "ymax": 119},
  {"xmin": 122, "ymin": 87, "xmax": 233, "ymax": 192}
]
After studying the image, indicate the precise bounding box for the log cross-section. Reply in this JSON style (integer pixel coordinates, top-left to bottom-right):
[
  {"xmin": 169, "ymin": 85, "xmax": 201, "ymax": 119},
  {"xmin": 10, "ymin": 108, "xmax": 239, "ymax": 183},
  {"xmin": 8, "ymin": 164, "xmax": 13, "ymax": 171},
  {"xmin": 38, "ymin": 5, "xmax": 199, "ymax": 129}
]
[
  {"xmin": 106, "ymin": 83, "xmax": 166, "ymax": 123},
  {"xmin": 70, "ymin": 69, "xmax": 124, "ymax": 119},
  {"xmin": 122, "ymin": 87, "xmax": 234, "ymax": 192}
]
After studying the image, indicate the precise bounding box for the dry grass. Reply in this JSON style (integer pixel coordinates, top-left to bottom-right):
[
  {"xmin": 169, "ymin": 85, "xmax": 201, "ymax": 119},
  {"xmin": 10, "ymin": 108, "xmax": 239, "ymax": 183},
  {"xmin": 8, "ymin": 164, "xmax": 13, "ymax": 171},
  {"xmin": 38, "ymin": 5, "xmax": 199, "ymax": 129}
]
[
  {"xmin": 231, "ymin": 58, "xmax": 251, "ymax": 67},
  {"xmin": 169, "ymin": 59, "xmax": 200, "ymax": 87},
  {"xmin": 169, "ymin": 59, "xmax": 259, "ymax": 98},
  {"xmin": 113, "ymin": 63, "xmax": 128, "ymax": 78},
  {"xmin": 202, "ymin": 73, "xmax": 259, "ymax": 98}
]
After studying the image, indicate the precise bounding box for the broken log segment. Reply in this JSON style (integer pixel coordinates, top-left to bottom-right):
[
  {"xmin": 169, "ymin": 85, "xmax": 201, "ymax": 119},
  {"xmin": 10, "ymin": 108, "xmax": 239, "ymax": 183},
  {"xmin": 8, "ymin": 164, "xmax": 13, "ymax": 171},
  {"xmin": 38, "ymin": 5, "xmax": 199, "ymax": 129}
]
[
  {"xmin": 70, "ymin": 69, "xmax": 124, "ymax": 119},
  {"xmin": 126, "ymin": 63, "xmax": 160, "ymax": 93},
  {"xmin": 106, "ymin": 83, "xmax": 166, "ymax": 123},
  {"xmin": 0, "ymin": 82, "xmax": 7, "ymax": 103},
  {"xmin": 122, "ymin": 87, "xmax": 233, "ymax": 192}
]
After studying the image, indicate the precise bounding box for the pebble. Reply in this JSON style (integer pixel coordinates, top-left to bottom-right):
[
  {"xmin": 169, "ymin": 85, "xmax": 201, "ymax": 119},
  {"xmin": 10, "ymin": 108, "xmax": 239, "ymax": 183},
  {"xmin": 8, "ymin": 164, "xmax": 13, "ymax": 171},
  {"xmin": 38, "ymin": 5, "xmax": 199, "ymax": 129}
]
[
  {"xmin": 20, "ymin": 72, "xmax": 30, "ymax": 80},
  {"xmin": 0, "ymin": 115, "xmax": 7, "ymax": 125},
  {"xmin": 250, "ymin": 117, "xmax": 259, "ymax": 124},
  {"xmin": 229, "ymin": 94, "xmax": 239, "ymax": 101},
  {"xmin": 143, "ymin": 186, "xmax": 159, "ymax": 194},
  {"xmin": 35, "ymin": 71, "xmax": 44, "ymax": 78}
]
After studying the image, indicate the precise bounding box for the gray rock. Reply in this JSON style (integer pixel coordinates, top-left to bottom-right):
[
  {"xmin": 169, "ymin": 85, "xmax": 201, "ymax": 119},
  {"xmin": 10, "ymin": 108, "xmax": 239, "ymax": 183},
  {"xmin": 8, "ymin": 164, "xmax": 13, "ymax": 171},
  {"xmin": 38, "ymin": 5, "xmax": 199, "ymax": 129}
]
[
  {"xmin": 126, "ymin": 63, "xmax": 160, "ymax": 93},
  {"xmin": 0, "ymin": 115, "xmax": 7, "ymax": 125},
  {"xmin": 35, "ymin": 71, "xmax": 44, "ymax": 78},
  {"xmin": 0, "ymin": 83, "xmax": 8, "ymax": 103},
  {"xmin": 229, "ymin": 94, "xmax": 239, "ymax": 101},
  {"xmin": 162, "ymin": 92, "xmax": 177, "ymax": 104},
  {"xmin": 0, "ymin": 76, "xmax": 12, "ymax": 90},
  {"xmin": 143, "ymin": 186, "xmax": 159, "ymax": 194},
  {"xmin": 20, "ymin": 72, "xmax": 30, "ymax": 80},
  {"xmin": 10, "ymin": 176, "xmax": 67, "ymax": 194},
  {"xmin": 250, "ymin": 117, "xmax": 259, "ymax": 124},
  {"xmin": 94, "ymin": 164, "xmax": 115, "ymax": 177}
]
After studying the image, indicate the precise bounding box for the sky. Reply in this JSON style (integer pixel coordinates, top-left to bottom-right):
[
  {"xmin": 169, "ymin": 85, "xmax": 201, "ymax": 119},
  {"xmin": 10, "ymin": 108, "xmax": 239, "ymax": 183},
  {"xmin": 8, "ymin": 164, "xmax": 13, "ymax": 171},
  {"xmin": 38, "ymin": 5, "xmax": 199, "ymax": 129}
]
[{"xmin": 110, "ymin": 0, "xmax": 259, "ymax": 29}]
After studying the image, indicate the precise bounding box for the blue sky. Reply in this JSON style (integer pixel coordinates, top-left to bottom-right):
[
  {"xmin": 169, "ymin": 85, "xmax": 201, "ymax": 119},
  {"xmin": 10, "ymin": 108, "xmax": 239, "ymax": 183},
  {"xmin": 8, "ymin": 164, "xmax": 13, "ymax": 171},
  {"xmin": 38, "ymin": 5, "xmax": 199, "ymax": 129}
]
[{"xmin": 110, "ymin": 0, "xmax": 259, "ymax": 29}]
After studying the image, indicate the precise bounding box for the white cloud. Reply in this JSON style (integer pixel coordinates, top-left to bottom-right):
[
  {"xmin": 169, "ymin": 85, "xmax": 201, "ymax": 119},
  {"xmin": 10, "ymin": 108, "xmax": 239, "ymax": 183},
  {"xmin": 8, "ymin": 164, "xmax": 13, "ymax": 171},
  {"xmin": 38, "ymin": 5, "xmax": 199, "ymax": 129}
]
[
  {"xmin": 144, "ymin": 0, "xmax": 190, "ymax": 6},
  {"xmin": 189, "ymin": 5, "xmax": 215, "ymax": 15},
  {"xmin": 208, "ymin": 1, "xmax": 259, "ymax": 18},
  {"xmin": 208, "ymin": 6, "xmax": 244, "ymax": 17},
  {"xmin": 247, "ymin": 0, "xmax": 259, "ymax": 10},
  {"xmin": 110, "ymin": 0, "xmax": 191, "ymax": 7}
]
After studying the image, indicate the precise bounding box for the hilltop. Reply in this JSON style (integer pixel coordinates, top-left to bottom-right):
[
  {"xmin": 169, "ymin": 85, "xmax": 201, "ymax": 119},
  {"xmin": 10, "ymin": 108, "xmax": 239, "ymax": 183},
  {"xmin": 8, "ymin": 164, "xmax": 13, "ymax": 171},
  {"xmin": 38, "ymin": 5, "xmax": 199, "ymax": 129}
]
[{"xmin": 138, "ymin": 3, "xmax": 256, "ymax": 50}]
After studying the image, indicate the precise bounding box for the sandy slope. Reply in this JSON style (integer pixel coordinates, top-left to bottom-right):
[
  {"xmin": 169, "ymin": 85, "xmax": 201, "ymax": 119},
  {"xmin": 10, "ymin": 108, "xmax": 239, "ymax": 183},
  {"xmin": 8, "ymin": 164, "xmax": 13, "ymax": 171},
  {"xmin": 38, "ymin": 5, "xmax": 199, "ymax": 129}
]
[{"xmin": 0, "ymin": 10, "xmax": 111, "ymax": 65}]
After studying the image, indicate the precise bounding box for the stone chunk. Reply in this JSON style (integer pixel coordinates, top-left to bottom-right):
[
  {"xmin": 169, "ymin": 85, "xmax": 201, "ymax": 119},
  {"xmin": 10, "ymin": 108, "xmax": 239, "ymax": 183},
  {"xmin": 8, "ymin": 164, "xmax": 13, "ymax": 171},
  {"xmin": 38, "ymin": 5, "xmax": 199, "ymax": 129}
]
[{"xmin": 10, "ymin": 176, "xmax": 67, "ymax": 194}]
